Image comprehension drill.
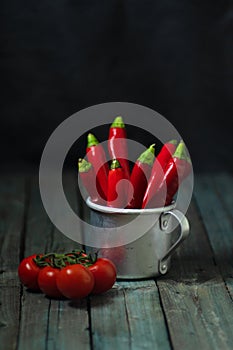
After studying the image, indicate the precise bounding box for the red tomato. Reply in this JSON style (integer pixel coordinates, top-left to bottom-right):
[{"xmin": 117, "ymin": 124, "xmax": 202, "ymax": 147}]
[
  {"xmin": 18, "ymin": 254, "xmax": 41, "ymax": 291},
  {"xmin": 88, "ymin": 258, "xmax": 117, "ymax": 294},
  {"xmin": 38, "ymin": 266, "xmax": 63, "ymax": 298},
  {"xmin": 56, "ymin": 264, "xmax": 94, "ymax": 299}
]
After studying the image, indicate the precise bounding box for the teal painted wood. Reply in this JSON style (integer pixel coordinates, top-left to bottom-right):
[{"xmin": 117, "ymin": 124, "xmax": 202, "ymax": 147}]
[
  {"xmin": 90, "ymin": 280, "xmax": 171, "ymax": 350},
  {"xmin": 156, "ymin": 202, "xmax": 233, "ymax": 350},
  {"xmin": 194, "ymin": 173, "xmax": 233, "ymax": 297},
  {"xmin": 18, "ymin": 292, "xmax": 50, "ymax": 350},
  {"xmin": 0, "ymin": 176, "xmax": 25, "ymax": 350},
  {"xmin": 46, "ymin": 174, "xmax": 90, "ymax": 350},
  {"xmin": 17, "ymin": 173, "xmax": 90, "ymax": 350},
  {"xmin": 45, "ymin": 171, "xmax": 83, "ymax": 254},
  {"xmin": 0, "ymin": 175, "xmax": 25, "ymax": 271},
  {"xmin": 158, "ymin": 279, "xmax": 233, "ymax": 350},
  {"xmin": 17, "ymin": 175, "xmax": 54, "ymax": 350},
  {"xmin": 18, "ymin": 295, "xmax": 90, "ymax": 350},
  {"xmin": 22, "ymin": 172, "xmax": 82, "ymax": 257},
  {"xmin": 212, "ymin": 173, "xmax": 233, "ymax": 213},
  {"xmin": 23, "ymin": 175, "xmax": 53, "ymax": 257},
  {"xmin": 2, "ymin": 173, "xmax": 233, "ymax": 350},
  {"xmin": 47, "ymin": 298, "xmax": 90, "ymax": 350}
]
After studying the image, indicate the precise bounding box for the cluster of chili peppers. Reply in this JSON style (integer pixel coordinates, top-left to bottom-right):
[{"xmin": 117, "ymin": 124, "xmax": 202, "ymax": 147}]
[{"xmin": 78, "ymin": 116, "xmax": 192, "ymax": 209}]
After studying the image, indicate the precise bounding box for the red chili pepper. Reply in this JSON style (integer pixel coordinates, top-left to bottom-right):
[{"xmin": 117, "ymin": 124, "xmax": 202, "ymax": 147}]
[
  {"xmin": 78, "ymin": 158, "xmax": 103, "ymax": 204},
  {"xmin": 165, "ymin": 144, "xmax": 192, "ymax": 205},
  {"xmin": 156, "ymin": 139, "xmax": 178, "ymax": 169},
  {"xmin": 86, "ymin": 133, "xmax": 108, "ymax": 201},
  {"xmin": 108, "ymin": 116, "xmax": 130, "ymax": 179},
  {"xmin": 142, "ymin": 140, "xmax": 177, "ymax": 208},
  {"xmin": 127, "ymin": 144, "xmax": 155, "ymax": 209},
  {"xmin": 107, "ymin": 159, "xmax": 127, "ymax": 208},
  {"xmin": 142, "ymin": 141, "xmax": 191, "ymax": 208}
]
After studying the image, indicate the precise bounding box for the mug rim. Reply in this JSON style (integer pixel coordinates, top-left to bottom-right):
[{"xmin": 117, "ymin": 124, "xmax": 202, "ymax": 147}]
[{"xmin": 86, "ymin": 197, "xmax": 175, "ymax": 215}]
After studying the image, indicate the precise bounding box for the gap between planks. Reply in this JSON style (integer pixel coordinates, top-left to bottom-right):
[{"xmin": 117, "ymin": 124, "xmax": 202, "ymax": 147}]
[
  {"xmin": 194, "ymin": 173, "xmax": 233, "ymax": 300},
  {"xmin": 16, "ymin": 173, "xmax": 91, "ymax": 350},
  {"xmin": 155, "ymin": 198, "xmax": 233, "ymax": 350}
]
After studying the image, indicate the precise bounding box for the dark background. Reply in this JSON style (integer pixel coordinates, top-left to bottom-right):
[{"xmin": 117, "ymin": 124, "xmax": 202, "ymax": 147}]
[{"xmin": 1, "ymin": 0, "xmax": 233, "ymax": 172}]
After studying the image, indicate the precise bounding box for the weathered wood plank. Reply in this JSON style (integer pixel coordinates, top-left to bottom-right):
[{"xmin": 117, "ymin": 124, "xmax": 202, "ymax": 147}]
[
  {"xmin": 212, "ymin": 173, "xmax": 233, "ymax": 212},
  {"xmin": 156, "ymin": 201, "xmax": 233, "ymax": 350},
  {"xmin": 22, "ymin": 175, "xmax": 53, "ymax": 257},
  {"xmin": 17, "ymin": 174, "xmax": 54, "ymax": 350},
  {"xmin": 40, "ymin": 171, "xmax": 83, "ymax": 254},
  {"xmin": 0, "ymin": 176, "xmax": 25, "ymax": 350},
  {"xmin": 194, "ymin": 173, "xmax": 233, "ymax": 297},
  {"xmin": 0, "ymin": 176, "xmax": 26, "ymax": 271},
  {"xmin": 17, "ymin": 172, "xmax": 90, "ymax": 350},
  {"xmin": 47, "ymin": 298, "xmax": 90, "ymax": 350},
  {"xmin": 46, "ymin": 174, "xmax": 90, "ymax": 350},
  {"xmin": 18, "ymin": 292, "xmax": 50, "ymax": 350},
  {"xmin": 21, "ymin": 172, "xmax": 82, "ymax": 257},
  {"xmin": 90, "ymin": 280, "xmax": 171, "ymax": 350},
  {"xmin": 2, "ymin": 172, "xmax": 233, "ymax": 350},
  {"xmin": 158, "ymin": 279, "xmax": 233, "ymax": 350}
]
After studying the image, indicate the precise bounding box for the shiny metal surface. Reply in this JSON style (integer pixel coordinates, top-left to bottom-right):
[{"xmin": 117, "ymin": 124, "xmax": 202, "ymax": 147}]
[{"xmin": 85, "ymin": 200, "xmax": 190, "ymax": 279}]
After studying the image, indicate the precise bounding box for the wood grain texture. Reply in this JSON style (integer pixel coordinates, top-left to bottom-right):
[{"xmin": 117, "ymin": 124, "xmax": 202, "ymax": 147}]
[
  {"xmin": 1, "ymin": 172, "xmax": 233, "ymax": 350},
  {"xmin": 17, "ymin": 292, "xmax": 50, "ymax": 350},
  {"xmin": 17, "ymin": 174, "xmax": 52, "ymax": 350},
  {"xmin": 158, "ymin": 279, "xmax": 233, "ymax": 350},
  {"xmin": 90, "ymin": 280, "xmax": 171, "ymax": 350},
  {"xmin": 17, "ymin": 173, "xmax": 90, "ymax": 350},
  {"xmin": 47, "ymin": 298, "xmax": 90, "ymax": 350},
  {"xmin": 0, "ymin": 176, "xmax": 25, "ymax": 350},
  {"xmin": 194, "ymin": 173, "xmax": 233, "ymax": 298},
  {"xmin": 156, "ymin": 201, "xmax": 233, "ymax": 350}
]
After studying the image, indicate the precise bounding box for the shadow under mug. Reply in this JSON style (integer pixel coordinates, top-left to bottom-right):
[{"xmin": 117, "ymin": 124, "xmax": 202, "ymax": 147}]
[{"xmin": 84, "ymin": 197, "xmax": 190, "ymax": 279}]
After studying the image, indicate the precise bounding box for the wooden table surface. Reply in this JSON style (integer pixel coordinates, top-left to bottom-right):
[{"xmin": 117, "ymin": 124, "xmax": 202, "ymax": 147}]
[{"xmin": 0, "ymin": 172, "xmax": 233, "ymax": 350}]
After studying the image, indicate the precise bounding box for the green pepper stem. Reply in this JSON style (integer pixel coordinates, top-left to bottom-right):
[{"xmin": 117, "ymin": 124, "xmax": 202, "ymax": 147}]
[
  {"xmin": 78, "ymin": 158, "xmax": 92, "ymax": 173},
  {"xmin": 137, "ymin": 144, "xmax": 155, "ymax": 166},
  {"xmin": 111, "ymin": 116, "xmax": 125, "ymax": 128},
  {"xmin": 173, "ymin": 140, "xmax": 189, "ymax": 160},
  {"xmin": 110, "ymin": 159, "xmax": 121, "ymax": 170},
  {"xmin": 87, "ymin": 133, "xmax": 99, "ymax": 147}
]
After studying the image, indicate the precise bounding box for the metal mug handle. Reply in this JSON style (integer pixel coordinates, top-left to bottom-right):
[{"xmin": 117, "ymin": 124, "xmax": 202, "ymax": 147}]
[{"xmin": 158, "ymin": 209, "xmax": 190, "ymax": 275}]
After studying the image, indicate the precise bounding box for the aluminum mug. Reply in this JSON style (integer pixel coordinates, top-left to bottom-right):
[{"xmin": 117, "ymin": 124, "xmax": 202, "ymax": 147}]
[{"xmin": 84, "ymin": 198, "xmax": 190, "ymax": 279}]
